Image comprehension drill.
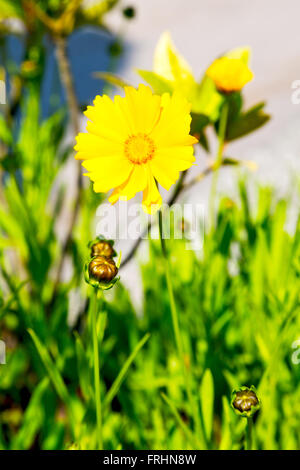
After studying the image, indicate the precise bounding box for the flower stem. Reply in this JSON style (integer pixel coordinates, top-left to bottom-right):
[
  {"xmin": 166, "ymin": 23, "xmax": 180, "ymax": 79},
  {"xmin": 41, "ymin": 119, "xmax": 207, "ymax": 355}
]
[
  {"xmin": 91, "ymin": 288, "xmax": 104, "ymax": 450},
  {"xmin": 209, "ymin": 100, "xmax": 229, "ymax": 227},
  {"xmin": 246, "ymin": 417, "xmax": 253, "ymax": 450},
  {"xmin": 158, "ymin": 210, "xmax": 183, "ymax": 357},
  {"xmin": 158, "ymin": 210, "xmax": 199, "ymax": 440}
]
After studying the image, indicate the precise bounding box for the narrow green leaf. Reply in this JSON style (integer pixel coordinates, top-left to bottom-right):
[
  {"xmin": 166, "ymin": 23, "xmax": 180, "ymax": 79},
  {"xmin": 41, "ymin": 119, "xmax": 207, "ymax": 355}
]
[
  {"xmin": 161, "ymin": 392, "xmax": 200, "ymax": 449},
  {"xmin": 74, "ymin": 332, "xmax": 93, "ymax": 401},
  {"xmin": 104, "ymin": 332, "xmax": 150, "ymax": 409},
  {"xmin": 193, "ymin": 76, "xmax": 223, "ymax": 120},
  {"xmin": 0, "ymin": 114, "xmax": 12, "ymax": 146},
  {"xmin": 153, "ymin": 31, "xmax": 194, "ymax": 83},
  {"xmin": 219, "ymin": 396, "xmax": 232, "ymax": 450},
  {"xmin": 12, "ymin": 378, "xmax": 49, "ymax": 449},
  {"xmin": 226, "ymin": 102, "xmax": 270, "ymax": 141},
  {"xmin": 27, "ymin": 329, "xmax": 70, "ymax": 405},
  {"xmin": 136, "ymin": 70, "xmax": 173, "ymax": 95},
  {"xmin": 200, "ymin": 369, "xmax": 214, "ymax": 442},
  {"xmin": 93, "ymin": 72, "xmax": 130, "ymax": 89}
]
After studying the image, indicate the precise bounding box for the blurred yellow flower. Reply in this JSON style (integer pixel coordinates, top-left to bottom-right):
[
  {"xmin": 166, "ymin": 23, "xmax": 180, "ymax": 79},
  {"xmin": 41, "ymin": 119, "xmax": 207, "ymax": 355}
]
[
  {"xmin": 75, "ymin": 84, "xmax": 197, "ymax": 213},
  {"xmin": 206, "ymin": 57, "xmax": 253, "ymax": 94}
]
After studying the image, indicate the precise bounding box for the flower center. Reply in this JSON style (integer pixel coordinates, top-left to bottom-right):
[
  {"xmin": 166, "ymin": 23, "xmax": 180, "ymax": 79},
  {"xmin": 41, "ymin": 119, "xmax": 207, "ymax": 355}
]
[{"xmin": 124, "ymin": 133, "xmax": 155, "ymax": 164}]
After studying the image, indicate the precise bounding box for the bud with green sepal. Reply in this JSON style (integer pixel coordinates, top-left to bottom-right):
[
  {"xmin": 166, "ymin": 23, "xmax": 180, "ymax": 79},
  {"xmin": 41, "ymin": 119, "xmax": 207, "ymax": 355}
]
[
  {"xmin": 88, "ymin": 235, "xmax": 117, "ymax": 259},
  {"xmin": 231, "ymin": 385, "xmax": 261, "ymax": 418},
  {"xmin": 85, "ymin": 236, "xmax": 121, "ymax": 291}
]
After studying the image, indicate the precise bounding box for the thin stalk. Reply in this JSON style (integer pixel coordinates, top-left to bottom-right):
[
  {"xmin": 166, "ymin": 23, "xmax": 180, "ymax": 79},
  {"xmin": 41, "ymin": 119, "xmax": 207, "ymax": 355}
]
[
  {"xmin": 49, "ymin": 35, "xmax": 82, "ymax": 309},
  {"xmin": 122, "ymin": 170, "xmax": 188, "ymax": 268},
  {"xmin": 246, "ymin": 417, "xmax": 253, "ymax": 450},
  {"xmin": 158, "ymin": 211, "xmax": 183, "ymax": 359},
  {"xmin": 158, "ymin": 210, "xmax": 200, "ymax": 439},
  {"xmin": 209, "ymin": 100, "xmax": 229, "ymax": 227},
  {"xmin": 91, "ymin": 288, "xmax": 104, "ymax": 450}
]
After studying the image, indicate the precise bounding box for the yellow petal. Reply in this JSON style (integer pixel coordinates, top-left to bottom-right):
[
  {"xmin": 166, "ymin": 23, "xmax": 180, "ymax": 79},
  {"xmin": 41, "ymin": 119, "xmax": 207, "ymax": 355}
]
[
  {"xmin": 83, "ymin": 157, "xmax": 133, "ymax": 193},
  {"xmin": 84, "ymin": 94, "xmax": 129, "ymax": 142},
  {"xmin": 156, "ymin": 145, "xmax": 196, "ymax": 162},
  {"xmin": 123, "ymin": 84, "xmax": 162, "ymax": 134},
  {"xmin": 142, "ymin": 167, "xmax": 162, "ymax": 214},
  {"xmin": 108, "ymin": 165, "xmax": 148, "ymax": 203},
  {"xmin": 74, "ymin": 132, "xmax": 123, "ymax": 160},
  {"xmin": 150, "ymin": 92, "xmax": 194, "ymax": 147}
]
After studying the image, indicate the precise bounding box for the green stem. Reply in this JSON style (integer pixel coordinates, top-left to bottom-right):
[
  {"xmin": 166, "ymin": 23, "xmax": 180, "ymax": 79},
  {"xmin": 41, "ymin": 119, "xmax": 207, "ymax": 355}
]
[
  {"xmin": 91, "ymin": 288, "xmax": 104, "ymax": 450},
  {"xmin": 246, "ymin": 417, "xmax": 253, "ymax": 450},
  {"xmin": 158, "ymin": 210, "xmax": 200, "ymax": 442},
  {"xmin": 158, "ymin": 211, "xmax": 183, "ymax": 358},
  {"xmin": 209, "ymin": 100, "xmax": 229, "ymax": 227}
]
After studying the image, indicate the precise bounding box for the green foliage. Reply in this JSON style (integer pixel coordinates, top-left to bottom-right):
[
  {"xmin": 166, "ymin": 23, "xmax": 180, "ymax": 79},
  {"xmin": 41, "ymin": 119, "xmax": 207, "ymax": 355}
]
[
  {"xmin": 0, "ymin": 5, "xmax": 294, "ymax": 451},
  {"xmin": 226, "ymin": 102, "xmax": 271, "ymax": 141},
  {"xmin": 1, "ymin": 168, "xmax": 300, "ymax": 449}
]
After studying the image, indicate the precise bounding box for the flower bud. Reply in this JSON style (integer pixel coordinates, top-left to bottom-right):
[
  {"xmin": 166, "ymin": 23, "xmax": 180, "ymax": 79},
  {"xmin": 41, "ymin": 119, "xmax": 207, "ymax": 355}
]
[
  {"xmin": 85, "ymin": 236, "xmax": 120, "ymax": 290},
  {"xmin": 206, "ymin": 57, "xmax": 253, "ymax": 94},
  {"xmin": 88, "ymin": 236, "xmax": 116, "ymax": 259},
  {"xmin": 231, "ymin": 385, "xmax": 261, "ymax": 418},
  {"xmin": 89, "ymin": 256, "xmax": 118, "ymax": 283},
  {"xmin": 90, "ymin": 241, "xmax": 115, "ymax": 259}
]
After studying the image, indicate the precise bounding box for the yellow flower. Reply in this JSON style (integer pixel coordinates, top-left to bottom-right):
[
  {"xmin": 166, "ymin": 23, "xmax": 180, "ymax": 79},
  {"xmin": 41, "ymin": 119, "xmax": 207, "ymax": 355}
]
[
  {"xmin": 75, "ymin": 84, "xmax": 197, "ymax": 213},
  {"xmin": 206, "ymin": 57, "xmax": 253, "ymax": 94}
]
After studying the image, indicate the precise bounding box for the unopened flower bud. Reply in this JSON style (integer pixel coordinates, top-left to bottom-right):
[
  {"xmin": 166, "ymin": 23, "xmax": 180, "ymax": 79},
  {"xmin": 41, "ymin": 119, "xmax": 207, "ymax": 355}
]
[
  {"xmin": 89, "ymin": 256, "xmax": 118, "ymax": 283},
  {"xmin": 88, "ymin": 236, "xmax": 116, "ymax": 259},
  {"xmin": 91, "ymin": 240, "xmax": 115, "ymax": 259},
  {"xmin": 206, "ymin": 56, "xmax": 253, "ymax": 94},
  {"xmin": 85, "ymin": 236, "xmax": 120, "ymax": 290},
  {"xmin": 231, "ymin": 385, "xmax": 260, "ymax": 418}
]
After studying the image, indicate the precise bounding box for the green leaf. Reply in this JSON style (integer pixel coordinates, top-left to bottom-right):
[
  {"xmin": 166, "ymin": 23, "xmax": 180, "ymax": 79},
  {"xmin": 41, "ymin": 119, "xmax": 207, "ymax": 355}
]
[
  {"xmin": 12, "ymin": 378, "xmax": 49, "ymax": 450},
  {"xmin": 104, "ymin": 332, "xmax": 151, "ymax": 410},
  {"xmin": 0, "ymin": 0, "xmax": 23, "ymax": 19},
  {"xmin": 153, "ymin": 31, "xmax": 194, "ymax": 84},
  {"xmin": 136, "ymin": 70, "xmax": 173, "ymax": 95},
  {"xmin": 161, "ymin": 392, "xmax": 200, "ymax": 449},
  {"xmin": 0, "ymin": 114, "xmax": 12, "ymax": 146},
  {"xmin": 151, "ymin": 32, "xmax": 199, "ymax": 105},
  {"xmin": 226, "ymin": 102, "xmax": 270, "ymax": 141},
  {"xmin": 93, "ymin": 72, "xmax": 130, "ymax": 90},
  {"xmin": 74, "ymin": 332, "xmax": 93, "ymax": 401},
  {"xmin": 193, "ymin": 76, "xmax": 223, "ymax": 120},
  {"xmin": 200, "ymin": 369, "xmax": 214, "ymax": 442},
  {"xmin": 219, "ymin": 396, "xmax": 233, "ymax": 450},
  {"xmin": 190, "ymin": 113, "xmax": 210, "ymax": 152},
  {"xmin": 27, "ymin": 329, "xmax": 70, "ymax": 405},
  {"xmin": 190, "ymin": 113, "xmax": 210, "ymax": 135}
]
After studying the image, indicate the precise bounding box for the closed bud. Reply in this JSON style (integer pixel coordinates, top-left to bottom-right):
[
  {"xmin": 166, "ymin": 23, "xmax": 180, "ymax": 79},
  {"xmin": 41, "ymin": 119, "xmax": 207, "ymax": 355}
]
[
  {"xmin": 88, "ymin": 235, "xmax": 116, "ymax": 259},
  {"xmin": 91, "ymin": 241, "xmax": 115, "ymax": 259},
  {"xmin": 206, "ymin": 57, "xmax": 253, "ymax": 94},
  {"xmin": 85, "ymin": 236, "xmax": 120, "ymax": 290},
  {"xmin": 231, "ymin": 385, "xmax": 261, "ymax": 418},
  {"xmin": 89, "ymin": 256, "xmax": 118, "ymax": 283}
]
